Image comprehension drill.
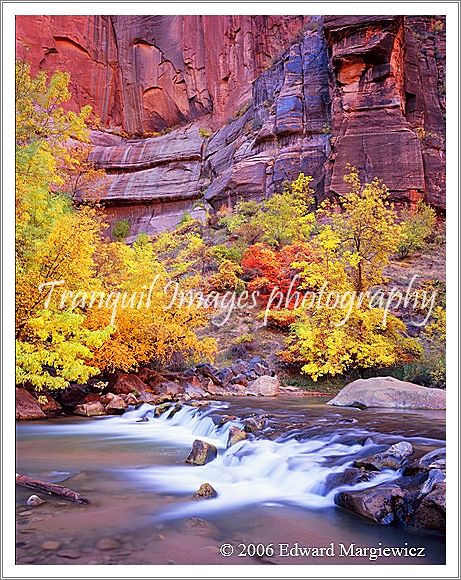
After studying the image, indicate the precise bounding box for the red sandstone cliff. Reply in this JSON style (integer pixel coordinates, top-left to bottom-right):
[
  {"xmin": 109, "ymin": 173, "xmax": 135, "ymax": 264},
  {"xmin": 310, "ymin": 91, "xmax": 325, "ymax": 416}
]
[
  {"xmin": 16, "ymin": 15, "xmax": 446, "ymax": 237},
  {"xmin": 16, "ymin": 15, "xmax": 308, "ymax": 133}
]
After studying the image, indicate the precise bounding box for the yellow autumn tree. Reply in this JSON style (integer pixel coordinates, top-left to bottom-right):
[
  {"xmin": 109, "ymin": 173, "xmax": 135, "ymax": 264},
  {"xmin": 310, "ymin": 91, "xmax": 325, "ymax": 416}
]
[
  {"xmin": 16, "ymin": 62, "xmax": 216, "ymax": 390},
  {"xmin": 281, "ymin": 169, "xmax": 422, "ymax": 380},
  {"xmin": 86, "ymin": 234, "xmax": 216, "ymax": 373}
]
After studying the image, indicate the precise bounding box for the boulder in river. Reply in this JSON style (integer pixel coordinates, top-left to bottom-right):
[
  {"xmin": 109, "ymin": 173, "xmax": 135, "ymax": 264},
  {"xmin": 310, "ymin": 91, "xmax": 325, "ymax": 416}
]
[
  {"xmin": 74, "ymin": 401, "xmax": 106, "ymax": 417},
  {"xmin": 327, "ymin": 377, "xmax": 446, "ymax": 409},
  {"xmin": 247, "ymin": 375, "xmax": 280, "ymax": 397},
  {"xmin": 105, "ymin": 395, "xmax": 128, "ymax": 415},
  {"xmin": 323, "ymin": 467, "xmax": 374, "ymax": 494},
  {"xmin": 415, "ymin": 447, "xmax": 446, "ymax": 470},
  {"xmin": 16, "ymin": 388, "xmax": 46, "ymax": 420},
  {"xmin": 192, "ymin": 483, "xmax": 218, "ymax": 500},
  {"xmin": 413, "ymin": 482, "xmax": 446, "ymax": 531},
  {"xmin": 185, "ymin": 439, "xmax": 217, "ymax": 465},
  {"xmin": 26, "ymin": 494, "xmax": 45, "ymax": 506},
  {"xmin": 335, "ymin": 484, "xmax": 405, "ymax": 524},
  {"xmin": 227, "ymin": 426, "xmax": 248, "ymax": 448},
  {"xmin": 354, "ymin": 441, "xmax": 414, "ymax": 471}
]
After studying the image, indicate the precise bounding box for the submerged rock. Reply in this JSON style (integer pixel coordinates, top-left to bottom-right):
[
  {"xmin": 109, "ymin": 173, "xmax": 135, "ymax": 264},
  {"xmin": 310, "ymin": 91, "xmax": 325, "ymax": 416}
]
[
  {"xmin": 335, "ymin": 484, "xmax": 405, "ymax": 524},
  {"xmin": 354, "ymin": 441, "xmax": 414, "ymax": 471},
  {"xmin": 328, "ymin": 377, "xmax": 446, "ymax": 409},
  {"xmin": 185, "ymin": 439, "xmax": 217, "ymax": 465},
  {"xmin": 227, "ymin": 426, "xmax": 248, "ymax": 448},
  {"xmin": 323, "ymin": 468, "xmax": 374, "ymax": 494},
  {"xmin": 192, "ymin": 483, "xmax": 218, "ymax": 500}
]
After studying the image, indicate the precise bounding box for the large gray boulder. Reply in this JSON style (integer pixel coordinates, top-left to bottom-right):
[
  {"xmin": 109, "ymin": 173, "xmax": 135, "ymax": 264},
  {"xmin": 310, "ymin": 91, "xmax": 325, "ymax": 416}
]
[
  {"xmin": 247, "ymin": 375, "xmax": 280, "ymax": 397},
  {"xmin": 327, "ymin": 377, "xmax": 445, "ymax": 409}
]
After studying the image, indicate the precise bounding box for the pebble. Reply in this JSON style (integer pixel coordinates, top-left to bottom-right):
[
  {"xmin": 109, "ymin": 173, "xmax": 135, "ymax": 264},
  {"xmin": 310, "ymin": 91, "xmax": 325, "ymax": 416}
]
[
  {"xmin": 42, "ymin": 541, "xmax": 61, "ymax": 551},
  {"xmin": 96, "ymin": 538, "xmax": 121, "ymax": 551},
  {"xmin": 18, "ymin": 510, "xmax": 33, "ymax": 516},
  {"xmin": 57, "ymin": 550, "xmax": 82, "ymax": 559}
]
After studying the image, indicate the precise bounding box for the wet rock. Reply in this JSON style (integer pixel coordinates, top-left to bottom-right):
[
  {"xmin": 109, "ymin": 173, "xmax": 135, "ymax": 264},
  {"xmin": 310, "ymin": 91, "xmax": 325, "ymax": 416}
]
[
  {"xmin": 154, "ymin": 402, "xmax": 173, "ymax": 417},
  {"xmin": 26, "ymin": 495, "xmax": 45, "ymax": 507},
  {"xmin": 419, "ymin": 469, "xmax": 446, "ymax": 497},
  {"xmin": 354, "ymin": 441, "xmax": 413, "ymax": 471},
  {"xmin": 74, "ymin": 401, "xmax": 106, "ymax": 417},
  {"xmin": 105, "ymin": 395, "xmax": 128, "ymax": 415},
  {"xmin": 185, "ymin": 439, "xmax": 218, "ymax": 465},
  {"xmin": 192, "ymin": 483, "xmax": 218, "ymax": 500},
  {"xmin": 218, "ymin": 415, "xmax": 238, "ymax": 426},
  {"xmin": 415, "ymin": 448, "xmax": 446, "ymax": 470},
  {"xmin": 97, "ymin": 538, "xmax": 121, "ymax": 551},
  {"xmin": 328, "ymin": 377, "xmax": 446, "ymax": 409},
  {"xmin": 110, "ymin": 372, "xmax": 148, "ymax": 395},
  {"xmin": 243, "ymin": 416, "xmax": 268, "ymax": 433},
  {"xmin": 323, "ymin": 468, "xmax": 374, "ymax": 494},
  {"xmin": 227, "ymin": 426, "xmax": 248, "ymax": 448},
  {"xmin": 16, "ymin": 388, "xmax": 46, "ymax": 421},
  {"xmin": 335, "ymin": 484, "xmax": 405, "ymax": 524},
  {"xmin": 190, "ymin": 401, "xmax": 210, "ymax": 408},
  {"xmin": 42, "ymin": 540, "xmax": 61, "ymax": 551},
  {"xmin": 247, "ymin": 375, "xmax": 280, "ymax": 397},
  {"xmin": 414, "ymin": 482, "xmax": 446, "ymax": 531}
]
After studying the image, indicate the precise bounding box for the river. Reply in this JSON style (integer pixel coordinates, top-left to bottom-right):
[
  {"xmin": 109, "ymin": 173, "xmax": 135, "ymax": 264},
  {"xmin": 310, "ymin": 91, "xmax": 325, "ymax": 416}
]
[{"xmin": 16, "ymin": 397, "xmax": 446, "ymax": 565}]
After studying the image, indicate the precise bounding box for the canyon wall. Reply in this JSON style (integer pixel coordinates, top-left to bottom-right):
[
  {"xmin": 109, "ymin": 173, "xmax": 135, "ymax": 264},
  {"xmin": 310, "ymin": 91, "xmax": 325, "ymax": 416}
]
[{"xmin": 16, "ymin": 15, "xmax": 446, "ymax": 237}]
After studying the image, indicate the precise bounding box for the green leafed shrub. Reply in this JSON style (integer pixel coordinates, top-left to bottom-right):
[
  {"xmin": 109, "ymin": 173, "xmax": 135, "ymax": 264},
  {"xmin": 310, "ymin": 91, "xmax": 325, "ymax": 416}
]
[
  {"xmin": 111, "ymin": 219, "xmax": 130, "ymax": 241},
  {"xmin": 397, "ymin": 201, "xmax": 437, "ymax": 259}
]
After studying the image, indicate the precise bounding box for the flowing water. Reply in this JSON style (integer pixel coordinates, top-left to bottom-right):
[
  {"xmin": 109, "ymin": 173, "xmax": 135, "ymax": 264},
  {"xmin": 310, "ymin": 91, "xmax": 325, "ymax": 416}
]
[{"xmin": 16, "ymin": 397, "xmax": 446, "ymax": 565}]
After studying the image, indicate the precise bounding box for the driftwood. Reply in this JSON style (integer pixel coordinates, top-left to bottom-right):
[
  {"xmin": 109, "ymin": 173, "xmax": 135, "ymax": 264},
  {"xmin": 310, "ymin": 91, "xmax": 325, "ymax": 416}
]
[{"xmin": 16, "ymin": 473, "xmax": 90, "ymax": 504}]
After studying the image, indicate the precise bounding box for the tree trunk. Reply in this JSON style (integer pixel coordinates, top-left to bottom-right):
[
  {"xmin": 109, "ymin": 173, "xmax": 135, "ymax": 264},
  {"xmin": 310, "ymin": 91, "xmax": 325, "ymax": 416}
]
[{"xmin": 15, "ymin": 473, "xmax": 90, "ymax": 504}]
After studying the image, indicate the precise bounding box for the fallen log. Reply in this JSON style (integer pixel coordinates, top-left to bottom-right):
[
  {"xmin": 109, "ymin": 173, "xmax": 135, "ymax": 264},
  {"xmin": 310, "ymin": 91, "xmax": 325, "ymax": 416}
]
[{"xmin": 15, "ymin": 473, "xmax": 90, "ymax": 504}]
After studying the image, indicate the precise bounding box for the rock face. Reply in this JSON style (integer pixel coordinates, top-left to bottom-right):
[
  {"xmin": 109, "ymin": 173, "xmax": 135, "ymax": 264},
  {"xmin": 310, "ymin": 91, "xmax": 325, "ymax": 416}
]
[
  {"xmin": 327, "ymin": 377, "xmax": 446, "ymax": 409},
  {"xmin": 16, "ymin": 15, "xmax": 445, "ymax": 235},
  {"xmin": 16, "ymin": 15, "xmax": 308, "ymax": 133}
]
